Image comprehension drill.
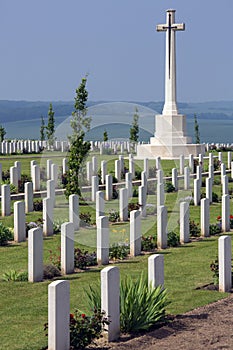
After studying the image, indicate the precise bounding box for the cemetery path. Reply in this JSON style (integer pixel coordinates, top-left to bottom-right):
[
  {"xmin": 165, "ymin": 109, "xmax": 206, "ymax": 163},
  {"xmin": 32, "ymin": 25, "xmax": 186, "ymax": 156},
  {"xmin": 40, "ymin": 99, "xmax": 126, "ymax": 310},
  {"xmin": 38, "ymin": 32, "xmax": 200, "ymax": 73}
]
[{"xmin": 91, "ymin": 294, "xmax": 233, "ymax": 350}]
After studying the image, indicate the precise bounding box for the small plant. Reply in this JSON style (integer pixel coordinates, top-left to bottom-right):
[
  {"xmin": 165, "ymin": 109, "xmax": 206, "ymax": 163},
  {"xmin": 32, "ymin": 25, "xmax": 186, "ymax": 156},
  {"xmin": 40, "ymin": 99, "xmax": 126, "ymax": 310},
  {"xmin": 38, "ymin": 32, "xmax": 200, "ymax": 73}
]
[
  {"xmin": 53, "ymin": 219, "xmax": 64, "ymax": 234},
  {"xmin": 149, "ymin": 166, "xmax": 157, "ymax": 178},
  {"xmin": 213, "ymin": 158, "xmax": 221, "ymax": 171},
  {"xmin": 2, "ymin": 270, "xmax": 28, "ymax": 282},
  {"xmin": 43, "ymin": 264, "xmax": 61, "ymax": 280},
  {"xmin": 141, "ymin": 235, "xmax": 157, "ymax": 251},
  {"xmin": 33, "ymin": 200, "xmax": 43, "ymax": 211},
  {"xmin": 48, "ymin": 247, "xmax": 61, "ymax": 270},
  {"xmin": 189, "ymin": 220, "xmax": 201, "ymax": 237},
  {"xmin": 74, "ymin": 248, "xmax": 97, "ymax": 269},
  {"xmin": 209, "ymin": 223, "xmax": 221, "ymax": 236},
  {"xmin": 109, "ymin": 243, "xmax": 129, "ymax": 260},
  {"xmin": 120, "ymin": 273, "xmax": 168, "ymax": 332},
  {"xmin": 167, "ymin": 231, "xmax": 179, "ymax": 247},
  {"xmin": 18, "ymin": 174, "xmax": 32, "ymax": 192},
  {"xmin": 128, "ymin": 202, "xmax": 140, "ymax": 215},
  {"xmin": 0, "ymin": 222, "xmax": 13, "ymax": 246},
  {"xmin": 108, "ymin": 209, "xmax": 120, "ymax": 223},
  {"xmin": 80, "ymin": 212, "xmax": 92, "ymax": 226},
  {"xmin": 69, "ymin": 309, "xmax": 109, "ymax": 349},
  {"xmin": 165, "ymin": 182, "xmax": 175, "ymax": 193},
  {"xmin": 210, "ymin": 258, "xmax": 219, "ymax": 286},
  {"xmin": 212, "ymin": 192, "xmax": 219, "ymax": 203}
]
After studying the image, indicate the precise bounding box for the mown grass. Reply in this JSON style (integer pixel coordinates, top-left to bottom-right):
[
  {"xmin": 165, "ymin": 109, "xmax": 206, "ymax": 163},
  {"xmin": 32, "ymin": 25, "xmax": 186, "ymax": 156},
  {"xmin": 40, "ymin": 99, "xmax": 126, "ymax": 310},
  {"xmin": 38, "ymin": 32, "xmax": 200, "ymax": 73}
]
[{"xmin": 0, "ymin": 150, "xmax": 232, "ymax": 349}]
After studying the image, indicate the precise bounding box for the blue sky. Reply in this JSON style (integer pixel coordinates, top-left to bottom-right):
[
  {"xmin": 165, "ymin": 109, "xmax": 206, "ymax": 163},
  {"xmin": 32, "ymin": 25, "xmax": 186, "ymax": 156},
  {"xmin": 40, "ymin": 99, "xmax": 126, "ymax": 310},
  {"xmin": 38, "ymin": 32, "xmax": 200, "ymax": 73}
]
[{"xmin": 0, "ymin": 0, "xmax": 233, "ymax": 103}]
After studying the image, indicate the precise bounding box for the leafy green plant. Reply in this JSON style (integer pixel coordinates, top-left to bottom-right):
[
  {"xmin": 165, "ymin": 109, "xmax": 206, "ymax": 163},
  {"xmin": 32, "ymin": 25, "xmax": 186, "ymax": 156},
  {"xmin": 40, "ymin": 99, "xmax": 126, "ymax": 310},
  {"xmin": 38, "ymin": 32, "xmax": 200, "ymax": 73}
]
[
  {"xmin": 167, "ymin": 231, "xmax": 179, "ymax": 247},
  {"xmin": 109, "ymin": 243, "xmax": 129, "ymax": 260},
  {"xmin": 70, "ymin": 309, "xmax": 109, "ymax": 349},
  {"xmin": 212, "ymin": 192, "xmax": 219, "ymax": 203},
  {"xmin": 141, "ymin": 235, "xmax": 157, "ymax": 251},
  {"xmin": 165, "ymin": 182, "xmax": 175, "ymax": 193},
  {"xmin": 189, "ymin": 220, "xmax": 201, "ymax": 237},
  {"xmin": 210, "ymin": 258, "xmax": 219, "ymax": 286},
  {"xmin": 48, "ymin": 247, "xmax": 61, "ymax": 270},
  {"xmin": 120, "ymin": 273, "xmax": 168, "ymax": 332},
  {"xmin": 108, "ymin": 209, "xmax": 120, "ymax": 223},
  {"xmin": 0, "ymin": 222, "xmax": 13, "ymax": 246},
  {"xmin": 74, "ymin": 248, "xmax": 97, "ymax": 269},
  {"xmin": 43, "ymin": 264, "xmax": 61, "ymax": 280},
  {"xmin": 33, "ymin": 200, "xmax": 43, "ymax": 211},
  {"xmin": 128, "ymin": 202, "xmax": 140, "ymax": 215},
  {"xmin": 2, "ymin": 270, "xmax": 28, "ymax": 282},
  {"xmin": 209, "ymin": 224, "xmax": 221, "ymax": 236},
  {"xmin": 80, "ymin": 212, "xmax": 92, "ymax": 226}
]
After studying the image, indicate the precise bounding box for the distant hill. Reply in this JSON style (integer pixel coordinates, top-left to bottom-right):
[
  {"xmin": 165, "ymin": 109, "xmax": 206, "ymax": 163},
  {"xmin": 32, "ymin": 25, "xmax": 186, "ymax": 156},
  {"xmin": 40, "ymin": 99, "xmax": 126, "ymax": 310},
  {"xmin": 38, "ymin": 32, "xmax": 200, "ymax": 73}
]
[{"xmin": 0, "ymin": 100, "xmax": 233, "ymax": 123}]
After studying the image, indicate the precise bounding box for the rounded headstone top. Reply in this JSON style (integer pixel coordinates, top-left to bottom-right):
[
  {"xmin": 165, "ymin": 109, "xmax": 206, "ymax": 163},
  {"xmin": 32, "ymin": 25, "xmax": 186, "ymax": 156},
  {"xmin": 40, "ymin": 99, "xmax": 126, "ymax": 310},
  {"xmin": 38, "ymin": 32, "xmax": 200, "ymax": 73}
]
[{"xmin": 166, "ymin": 9, "xmax": 176, "ymax": 12}]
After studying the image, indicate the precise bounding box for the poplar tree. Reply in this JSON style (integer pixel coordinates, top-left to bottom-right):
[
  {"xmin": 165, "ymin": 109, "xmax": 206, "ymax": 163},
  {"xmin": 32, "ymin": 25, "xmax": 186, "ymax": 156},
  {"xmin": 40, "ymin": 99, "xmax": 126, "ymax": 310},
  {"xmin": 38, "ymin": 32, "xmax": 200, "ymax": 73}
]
[
  {"xmin": 194, "ymin": 114, "xmax": 200, "ymax": 144},
  {"xmin": 46, "ymin": 103, "xmax": 55, "ymax": 146},
  {"xmin": 65, "ymin": 76, "xmax": 92, "ymax": 198},
  {"xmin": 103, "ymin": 129, "xmax": 108, "ymax": 141},
  {"xmin": 129, "ymin": 107, "xmax": 139, "ymax": 143},
  {"xmin": 40, "ymin": 116, "xmax": 45, "ymax": 141},
  {"xmin": 0, "ymin": 125, "xmax": 6, "ymax": 142}
]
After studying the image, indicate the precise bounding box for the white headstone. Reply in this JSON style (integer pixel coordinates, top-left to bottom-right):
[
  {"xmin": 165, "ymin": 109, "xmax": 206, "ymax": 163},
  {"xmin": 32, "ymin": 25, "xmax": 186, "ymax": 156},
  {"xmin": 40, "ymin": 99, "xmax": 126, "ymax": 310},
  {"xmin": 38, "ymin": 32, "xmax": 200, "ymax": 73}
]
[
  {"xmin": 105, "ymin": 174, "xmax": 113, "ymax": 201},
  {"xmin": 157, "ymin": 205, "xmax": 167, "ymax": 249},
  {"xmin": 218, "ymin": 235, "xmax": 232, "ymax": 292},
  {"xmin": 32, "ymin": 164, "xmax": 40, "ymax": 192},
  {"xmin": 101, "ymin": 266, "xmax": 120, "ymax": 341},
  {"xmin": 119, "ymin": 188, "xmax": 128, "ymax": 221},
  {"xmin": 96, "ymin": 191, "xmax": 105, "ymax": 222},
  {"xmin": 125, "ymin": 172, "xmax": 132, "ymax": 198},
  {"xmin": 172, "ymin": 168, "xmax": 178, "ymax": 191},
  {"xmin": 138, "ymin": 185, "xmax": 147, "ymax": 217},
  {"xmin": 194, "ymin": 179, "xmax": 200, "ymax": 206},
  {"xmin": 97, "ymin": 216, "xmax": 109, "ymax": 265},
  {"xmin": 130, "ymin": 210, "xmax": 141, "ymax": 256},
  {"xmin": 14, "ymin": 201, "xmax": 26, "ymax": 242},
  {"xmin": 101, "ymin": 160, "xmax": 107, "ymax": 184},
  {"xmin": 206, "ymin": 177, "xmax": 213, "ymax": 204},
  {"xmin": 200, "ymin": 198, "xmax": 210, "ymax": 237},
  {"xmin": 48, "ymin": 280, "xmax": 70, "ymax": 350},
  {"xmin": 1, "ymin": 184, "xmax": 11, "ymax": 216},
  {"xmin": 91, "ymin": 175, "xmax": 99, "ymax": 202},
  {"xmin": 28, "ymin": 227, "xmax": 43, "ymax": 282},
  {"xmin": 61, "ymin": 222, "xmax": 74, "ymax": 275},
  {"xmin": 222, "ymin": 194, "xmax": 230, "ymax": 232},
  {"xmin": 25, "ymin": 182, "xmax": 34, "ymax": 213},
  {"xmin": 180, "ymin": 201, "xmax": 189, "ymax": 244},
  {"xmin": 184, "ymin": 166, "xmax": 190, "ymax": 190},
  {"xmin": 69, "ymin": 194, "xmax": 79, "ymax": 231},
  {"xmin": 115, "ymin": 159, "xmax": 121, "ymax": 182},
  {"xmin": 179, "ymin": 155, "xmax": 184, "ymax": 175},
  {"xmin": 148, "ymin": 254, "xmax": 164, "ymax": 289},
  {"xmin": 43, "ymin": 197, "xmax": 53, "ymax": 236}
]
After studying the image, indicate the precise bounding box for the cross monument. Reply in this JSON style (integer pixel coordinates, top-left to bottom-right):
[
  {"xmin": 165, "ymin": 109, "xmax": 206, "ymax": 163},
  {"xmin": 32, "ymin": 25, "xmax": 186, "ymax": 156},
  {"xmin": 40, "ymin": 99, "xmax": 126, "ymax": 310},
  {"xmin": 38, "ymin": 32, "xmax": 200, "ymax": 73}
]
[{"xmin": 137, "ymin": 9, "xmax": 205, "ymax": 159}]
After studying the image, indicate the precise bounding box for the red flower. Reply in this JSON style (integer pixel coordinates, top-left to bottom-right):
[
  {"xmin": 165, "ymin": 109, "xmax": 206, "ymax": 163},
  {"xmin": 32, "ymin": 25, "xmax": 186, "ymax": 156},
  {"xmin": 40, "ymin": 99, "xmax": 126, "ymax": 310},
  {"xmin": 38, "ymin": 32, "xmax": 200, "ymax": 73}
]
[
  {"xmin": 81, "ymin": 313, "xmax": 86, "ymax": 318},
  {"xmin": 217, "ymin": 216, "xmax": 221, "ymax": 220},
  {"xmin": 230, "ymin": 215, "xmax": 233, "ymax": 219},
  {"xmin": 70, "ymin": 313, "xmax": 74, "ymax": 319}
]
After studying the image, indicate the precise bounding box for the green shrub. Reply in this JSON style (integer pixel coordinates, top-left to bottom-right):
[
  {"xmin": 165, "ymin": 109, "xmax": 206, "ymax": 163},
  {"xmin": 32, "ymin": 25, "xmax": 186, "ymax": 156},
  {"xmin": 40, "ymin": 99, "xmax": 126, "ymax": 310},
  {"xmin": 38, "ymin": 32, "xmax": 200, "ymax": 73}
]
[
  {"xmin": 74, "ymin": 248, "xmax": 97, "ymax": 269},
  {"xmin": 109, "ymin": 243, "xmax": 129, "ymax": 260},
  {"xmin": 108, "ymin": 209, "xmax": 120, "ymax": 223},
  {"xmin": 2, "ymin": 270, "xmax": 28, "ymax": 282},
  {"xmin": 120, "ymin": 273, "xmax": 168, "ymax": 332},
  {"xmin": 209, "ymin": 223, "xmax": 221, "ymax": 236},
  {"xmin": 141, "ymin": 235, "xmax": 157, "ymax": 251},
  {"xmin": 86, "ymin": 273, "xmax": 169, "ymax": 334},
  {"xmin": 69, "ymin": 309, "xmax": 109, "ymax": 349},
  {"xmin": 212, "ymin": 192, "xmax": 219, "ymax": 203},
  {"xmin": 0, "ymin": 222, "xmax": 13, "ymax": 246},
  {"xmin": 80, "ymin": 212, "xmax": 92, "ymax": 226},
  {"xmin": 33, "ymin": 200, "xmax": 43, "ymax": 211},
  {"xmin": 189, "ymin": 220, "xmax": 201, "ymax": 237},
  {"xmin": 210, "ymin": 258, "xmax": 219, "ymax": 286},
  {"xmin": 165, "ymin": 182, "xmax": 175, "ymax": 193},
  {"xmin": 128, "ymin": 202, "xmax": 140, "ymax": 215},
  {"xmin": 167, "ymin": 231, "xmax": 179, "ymax": 247},
  {"xmin": 18, "ymin": 174, "xmax": 32, "ymax": 192},
  {"xmin": 43, "ymin": 264, "xmax": 61, "ymax": 280}
]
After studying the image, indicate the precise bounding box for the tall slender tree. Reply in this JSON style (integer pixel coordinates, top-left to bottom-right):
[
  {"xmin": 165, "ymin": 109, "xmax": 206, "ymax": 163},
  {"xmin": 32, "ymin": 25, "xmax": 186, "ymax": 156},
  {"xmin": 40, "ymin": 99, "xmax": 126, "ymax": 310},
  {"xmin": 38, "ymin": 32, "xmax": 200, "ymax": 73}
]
[
  {"xmin": 46, "ymin": 103, "xmax": 55, "ymax": 146},
  {"xmin": 0, "ymin": 125, "xmax": 6, "ymax": 142},
  {"xmin": 40, "ymin": 116, "xmax": 46, "ymax": 141},
  {"xmin": 194, "ymin": 114, "xmax": 200, "ymax": 144},
  {"xmin": 65, "ymin": 76, "xmax": 92, "ymax": 198},
  {"xmin": 129, "ymin": 107, "xmax": 139, "ymax": 143},
  {"xmin": 103, "ymin": 129, "xmax": 108, "ymax": 142}
]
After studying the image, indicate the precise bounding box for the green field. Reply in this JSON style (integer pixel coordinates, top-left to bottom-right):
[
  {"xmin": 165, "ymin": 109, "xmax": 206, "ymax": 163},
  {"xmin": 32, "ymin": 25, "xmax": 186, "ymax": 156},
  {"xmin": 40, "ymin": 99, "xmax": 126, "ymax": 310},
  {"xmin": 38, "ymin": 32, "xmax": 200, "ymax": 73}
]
[{"xmin": 0, "ymin": 150, "xmax": 232, "ymax": 350}]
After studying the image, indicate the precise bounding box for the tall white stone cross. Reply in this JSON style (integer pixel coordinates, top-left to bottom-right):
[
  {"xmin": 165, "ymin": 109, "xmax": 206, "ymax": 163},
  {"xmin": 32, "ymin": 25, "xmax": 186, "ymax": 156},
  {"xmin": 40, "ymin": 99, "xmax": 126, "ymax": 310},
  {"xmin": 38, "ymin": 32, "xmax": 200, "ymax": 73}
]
[{"xmin": 157, "ymin": 9, "xmax": 185, "ymax": 116}]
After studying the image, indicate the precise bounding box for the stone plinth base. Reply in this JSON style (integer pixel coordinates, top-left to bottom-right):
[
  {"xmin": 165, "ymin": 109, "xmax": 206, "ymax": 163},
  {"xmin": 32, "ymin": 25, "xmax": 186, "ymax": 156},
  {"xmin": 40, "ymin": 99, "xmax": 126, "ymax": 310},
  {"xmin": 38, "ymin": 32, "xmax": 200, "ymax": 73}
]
[{"xmin": 136, "ymin": 143, "xmax": 205, "ymax": 159}]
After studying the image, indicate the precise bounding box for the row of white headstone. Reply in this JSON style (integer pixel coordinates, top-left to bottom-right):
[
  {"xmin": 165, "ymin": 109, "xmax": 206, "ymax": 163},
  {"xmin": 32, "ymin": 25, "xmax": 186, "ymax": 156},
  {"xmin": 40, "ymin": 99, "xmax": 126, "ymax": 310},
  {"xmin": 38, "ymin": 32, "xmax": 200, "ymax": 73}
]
[
  {"xmin": 46, "ymin": 233, "xmax": 232, "ymax": 349},
  {"xmin": 0, "ymin": 140, "xmax": 70, "ymax": 154},
  {"xmin": 47, "ymin": 253, "xmax": 164, "ymax": 350}
]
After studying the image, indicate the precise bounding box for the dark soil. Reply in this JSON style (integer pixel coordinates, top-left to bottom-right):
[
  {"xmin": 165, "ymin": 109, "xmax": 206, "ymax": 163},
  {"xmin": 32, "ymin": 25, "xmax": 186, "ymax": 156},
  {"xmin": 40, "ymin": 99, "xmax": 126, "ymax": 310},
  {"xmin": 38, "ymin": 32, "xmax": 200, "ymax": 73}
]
[{"xmin": 89, "ymin": 294, "xmax": 233, "ymax": 350}]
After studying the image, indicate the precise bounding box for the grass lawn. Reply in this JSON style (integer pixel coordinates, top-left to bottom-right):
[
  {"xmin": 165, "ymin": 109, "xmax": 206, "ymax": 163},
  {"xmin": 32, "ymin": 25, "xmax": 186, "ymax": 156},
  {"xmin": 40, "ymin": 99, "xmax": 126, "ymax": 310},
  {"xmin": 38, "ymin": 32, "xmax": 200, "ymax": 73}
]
[{"xmin": 0, "ymin": 150, "xmax": 232, "ymax": 349}]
